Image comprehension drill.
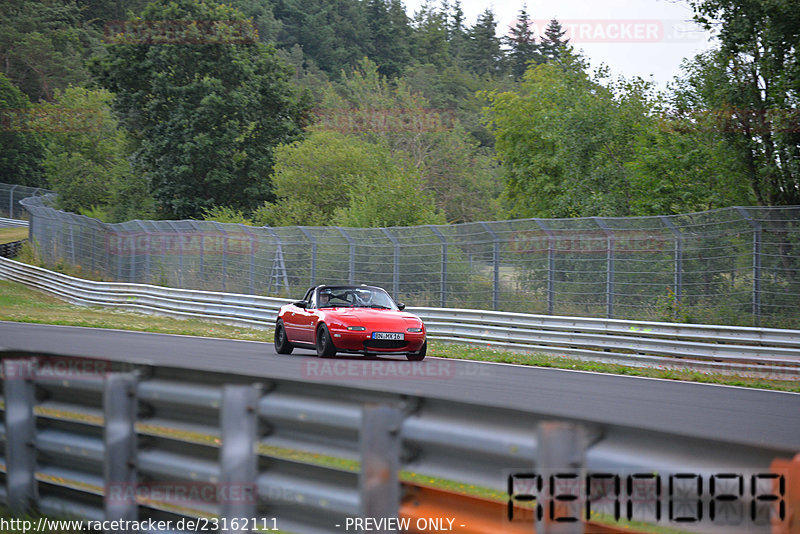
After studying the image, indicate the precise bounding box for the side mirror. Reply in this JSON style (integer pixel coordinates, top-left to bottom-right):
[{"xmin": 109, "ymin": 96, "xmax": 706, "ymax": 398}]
[
  {"xmin": 293, "ymin": 300, "xmax": 308, "ymax": 309},
  {"xmin": 397, "ymin": 302, "xmax": 405, "ymax": 310}
]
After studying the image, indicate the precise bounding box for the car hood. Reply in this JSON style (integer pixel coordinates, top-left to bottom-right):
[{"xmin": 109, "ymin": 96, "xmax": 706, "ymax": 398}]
[{"xmin": 323, "ymin": 308, "xmax": 423, "ymax": 329}]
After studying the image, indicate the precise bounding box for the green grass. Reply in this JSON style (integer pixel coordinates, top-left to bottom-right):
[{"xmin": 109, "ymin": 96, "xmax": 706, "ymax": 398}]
[
  {"xmin": 0, "ymin": 278, "xmax": 797, "ymax": 392},
  {"xmin": 0, "ymin": 226, "xmax": 28, "ymax": 244}
]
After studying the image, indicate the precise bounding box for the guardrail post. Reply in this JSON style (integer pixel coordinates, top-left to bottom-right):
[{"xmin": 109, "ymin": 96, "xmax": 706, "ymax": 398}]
[
  {"xmin": 337, "ymin": 227, "xmax": 356, "ymax": 285},
  {"xmin": 735, "ymin": 207, "xmax": 762, "ymax": 324},
  {"xmin": 428, "ymin": 226, "xmax": 448, "ymax": 308},
  {"xmin": 480, "ymin": 222, "xmax": 501, "ymax": 311},
  {"xmin": 299, "ymin": 227, "xmax": 317, "ymax": 287},
  {"xmin": 381, "ymin": 228, "xmax": 400, "ymax": 300},
  {"xmin": 3, "ymin": 358, "xmax": 38, "ymax": 513},
  {"xmin": 594, "ymin": 218, "xmax": 615, "ymax": 319},
  {"xmin": 104, "ymin": 372, "xmax": 139, "ymax": 522},
  {"xmin": 360, "ymin": 403, "xmax": 402, "ymax": 520},
  {"xmin": 220, "ymin": 384, "xmax": 261, "ymax": 532},
  {"xmin": 535, "ymin": 422, "xmax": 587, "ymax": 534},
  {"xmin": 533, "ymin": 219, "xmax": 556, "ymax": 315},
  {"xmin": 660, "ymin": 216, "xmax": 683, "ymax": 318}
]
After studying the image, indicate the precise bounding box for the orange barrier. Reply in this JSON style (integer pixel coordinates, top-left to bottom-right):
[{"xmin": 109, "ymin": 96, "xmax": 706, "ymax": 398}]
[
  {"xmin": 772, "ymin": 454, "xmax": 800, "ymax": 534},
  {"xmin": 399, "ymin": 483, "xmax": 650, "ymax": 534}
]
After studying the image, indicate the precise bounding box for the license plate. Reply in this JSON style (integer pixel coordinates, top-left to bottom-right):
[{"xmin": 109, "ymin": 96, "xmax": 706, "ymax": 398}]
[{"xmin": 372, "ymin": 332, "xmax": 404, "ymax": 341}]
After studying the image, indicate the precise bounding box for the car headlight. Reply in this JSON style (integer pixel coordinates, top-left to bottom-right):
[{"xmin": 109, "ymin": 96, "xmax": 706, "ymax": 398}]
[
  {"xmin": 347, "ymin": 326, "xmax": 366, "ymax": 331},
  {"xmin": 406, "ymin": 327, "xmax": 423, "ymax": 333}
]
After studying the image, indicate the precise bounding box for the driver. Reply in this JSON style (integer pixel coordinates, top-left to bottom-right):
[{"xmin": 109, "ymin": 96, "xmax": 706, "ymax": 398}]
[
  {"xmin": 319, "ymin": 290, "xmax": 331, "ymax": 307},
  {"xmin": 354, "ymin": 288, "xmax": 372, "ymax": 306}
]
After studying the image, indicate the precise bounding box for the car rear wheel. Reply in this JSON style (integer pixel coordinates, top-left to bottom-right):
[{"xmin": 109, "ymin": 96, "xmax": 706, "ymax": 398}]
[
  {"xmin": 274, "ymin": 320, "xmax": 293, "ymax": 354},
  {"xmin": 316, "ymin": 324, "xmax": 337, "ymax": 358},
  {"xmin": 407, "ymin": 340, "xmax": 426, "ymax": 361}
]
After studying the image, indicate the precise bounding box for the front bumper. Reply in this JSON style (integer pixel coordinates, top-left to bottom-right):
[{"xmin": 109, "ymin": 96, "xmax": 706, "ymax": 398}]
[{"xmin": 328, "ymin": 328, "xmax": 426, "ymax": 354}]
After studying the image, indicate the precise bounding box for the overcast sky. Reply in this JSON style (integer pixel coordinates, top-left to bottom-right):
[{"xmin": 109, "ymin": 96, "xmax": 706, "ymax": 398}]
[{"xmin": 405, "ymin": 0, "xmax": 716, "ymax": 90}]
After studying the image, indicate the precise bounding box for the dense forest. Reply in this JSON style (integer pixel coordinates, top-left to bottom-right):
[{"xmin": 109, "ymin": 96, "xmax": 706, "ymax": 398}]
[{"xmin": 1, "ymin": 0, "xmax": 798, "ymax": 225}]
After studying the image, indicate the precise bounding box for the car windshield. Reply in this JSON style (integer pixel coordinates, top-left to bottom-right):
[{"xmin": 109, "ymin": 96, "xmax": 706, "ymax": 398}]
[{"xmin": 317, "ymin": 286, "xmax": 397, "ymax": 310}]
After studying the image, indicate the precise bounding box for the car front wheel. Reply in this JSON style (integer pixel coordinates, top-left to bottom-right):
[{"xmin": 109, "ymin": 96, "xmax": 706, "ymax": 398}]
[
  {"xmin": 407, "ymin": 340, "xmax": 426, "ymax": 361},
  {"xmin": 316, "ymin": 324, "xmax": 337, "ymax": 358},
  {"xmin": 274, "ymin": 320, "xmax": 293, "ymax": 354}
]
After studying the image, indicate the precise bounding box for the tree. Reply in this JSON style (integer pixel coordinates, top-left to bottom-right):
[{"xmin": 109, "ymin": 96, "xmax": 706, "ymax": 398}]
[
  {"xmin": 318, "ymin": 59, "xmax": 502, "ymax": 222},
  {"xmin": 365, "ymin": 0, "xmax": 412, "ymax": 78},
  {"xmin": 411, "ymin": 1, "xmax": 451, "ymax": 70},
  {"xmin": 686, "ymin": 0, "xmax": 800, "ymax": 205},
  {"xmin": 92, "ymin": 0, "xmax": 309, "ymax": 219},
  {"xmin": 41, "ymin": 86, "xmax": 153, "ymax": 221},
  {"xmin": 0, "ymin": 0, "xmax": 94, "ymax": 102},
  {"xmin": 505, "ymin": 4, "xmax": 541, "ymax": 79},
  {"xmin": 540, "ymin": 18, "xmax": 570, "ymax": 63},
  {"xmin": 254, "ymin": 130, "xmax": 443, "ymax": 228},
  {"xmin": 0, "ymin": 73, "xmax": 45, "ymax": 187},
  {"xmin": 272, "ymin": 0, "xmax": 371, "ymax": 77},
  {"xmin": 463, "ymin": 9, "xmax": 504, "ymax": 77}
]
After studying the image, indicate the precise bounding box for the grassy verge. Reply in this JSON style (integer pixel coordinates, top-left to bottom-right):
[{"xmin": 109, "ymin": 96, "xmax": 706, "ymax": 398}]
[
  {"xmin": 0, "ymin": 279, "xmax": 269, "ymax": 342},
  {"xmin": 0, "ymin": 278, "xmax": 797, "ymax": 392},
  {"xmin": 0, "ymin": 226, "xmax": 28, "ymax": 244}
]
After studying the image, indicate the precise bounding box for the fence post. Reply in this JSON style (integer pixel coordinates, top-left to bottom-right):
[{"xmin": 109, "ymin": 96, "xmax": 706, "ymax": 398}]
[
  {"xmin": 135, "ymin": 221, "xmax": 150, "ymax": 284},
  {"xmin": 220, "ymin": 384, "xmax": 261, "ymax": 532},
  {"xmin": 535, "ymin": 422, "xmax": 587, "ymax": 534},
  {"xmin": 660, "ymin": 216, "xmax": 683, "ymax": 318},
  {"xmin": 3, "ymin": 359, "xmax": 38, "ymax": 514},
  {"xmin": 10, "ymin": 184, "xmax": 18, "ymax": 219},
  {"xmin": 593, "ymin": 218, "xmax": 615, "ymax": 319},
  {"xmin": 242, "ymin": 226, "xmax": 256, "ymax": 295},
  {"xmin": 479, "ymin": 222, "xmax": 500, "ymax": 311},
  {"xmin": 360, "ymin": 403, "xmax": 402, "ymax": 520},
  {"xmin": 337, "ymin": 226, "xmax": 356, "ymax": 285},
  {"xmin": 299, "ymin": 227, "xmax": 317, "ymax": 287},
  {"xmin": 735, "ymin": 207, "xmax": 762, "ymax": 324},
  {"xmin": 166, "ymin": 221, "xmax": 183, "ymax": 288},
  {"xmin": 428, "ymin": 226, "xmax": 447, "ymax": 308},
  {"xmin": 381, "ymin": 228, "xmax": 400, "ymax": 301},
  {"xmin": 533, "ymin": 219, "xmax": 556, "ymax": 315},
  {"xmin": 104, "ymin": 372, "xmax": 139, "ymax": 522}
]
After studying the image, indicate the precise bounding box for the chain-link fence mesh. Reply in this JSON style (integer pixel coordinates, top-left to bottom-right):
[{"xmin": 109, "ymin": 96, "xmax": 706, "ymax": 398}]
[
  {"xmin": 10, "ymin": 186, "xmax": 800, "ymax": 327},
  {"xmin": 0, "ymin": 183, "xmax": 51, "ymax": 219}
]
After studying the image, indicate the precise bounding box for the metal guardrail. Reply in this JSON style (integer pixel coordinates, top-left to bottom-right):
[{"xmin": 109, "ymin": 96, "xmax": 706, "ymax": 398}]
[
  {"xmin": 0, "ymin": 217, "xmax": 29, "ymax": 228},
  {"xmin": 0, "ymin": 325, "xmax": 798, "ymax": 534},
  {"xmin": 1, "ymin": 256, "xmax": 799, "ymax": 378}
]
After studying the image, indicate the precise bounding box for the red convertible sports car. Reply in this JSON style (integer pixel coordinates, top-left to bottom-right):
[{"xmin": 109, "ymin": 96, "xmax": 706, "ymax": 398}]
[{"xmin": 274, "ymin": 285, "xmax": 427, "ymax": 360}]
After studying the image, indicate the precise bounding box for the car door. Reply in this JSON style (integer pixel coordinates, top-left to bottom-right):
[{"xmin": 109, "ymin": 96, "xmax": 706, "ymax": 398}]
[
  {"xmin": 283, "ymin": 288, "xmax": 314, "ymax": 343},
  {"xmin": 292, "ymin": 288, "xmax": 318, "ymax": 343}
]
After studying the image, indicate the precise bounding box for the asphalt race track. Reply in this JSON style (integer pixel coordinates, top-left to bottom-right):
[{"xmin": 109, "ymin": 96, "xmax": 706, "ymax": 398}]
[{"xmin": 1, "ymin": 320, "xmax": 799, "ymax": 452}]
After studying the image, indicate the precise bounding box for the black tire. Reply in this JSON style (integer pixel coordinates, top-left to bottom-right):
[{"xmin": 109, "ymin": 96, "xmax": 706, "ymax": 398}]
[
  {"xmin": 407, "ymin": 340, "xmax": 427, "ymax": 361},
  {"xmin": 274, "ymin": 320, "xmax": 293, "ymax": 354},
  {"xmin": 316, "ymin": 323, "xmax": 337, "ymax": 358}
]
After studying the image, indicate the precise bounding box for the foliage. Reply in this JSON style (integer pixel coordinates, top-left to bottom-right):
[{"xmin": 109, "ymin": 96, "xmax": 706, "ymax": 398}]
[
  {"xmin": 0, "ymin": 73, "xmax": 45, "ymax": 187},
  {"xmin": 202, "ymin": 205, "xmax": 254, "ymax": 225},
  {"xmin": 686, "ymin": 0, "xmax": 800, "ymax": 206},
  {"xmin": 254, "ymin": 129, "xmax": 444, "ymax": 228},
  {"xmin": 40, "ymin": 86, "xmax": 153, "ymax": 221},
  {"xmin": 0, "ymin": 0, "xmax": 95, "ymax": 102},
  {"xmin": 486, "ymin": 52, "xmax": 756, "ymax": 219},
  {"xmin": 92, "ymin": 0, "xmax": 309, "ymax": 220}
]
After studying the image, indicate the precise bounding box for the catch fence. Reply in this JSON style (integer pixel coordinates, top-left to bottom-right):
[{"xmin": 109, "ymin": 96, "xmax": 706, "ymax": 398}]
[
  {"xmin": 14, "ymin": 189, "xmax": 800, "ymax": 327},
  {"xmin": 0, "ymin": 183, "xmax": 49, "ymax": 219}
]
